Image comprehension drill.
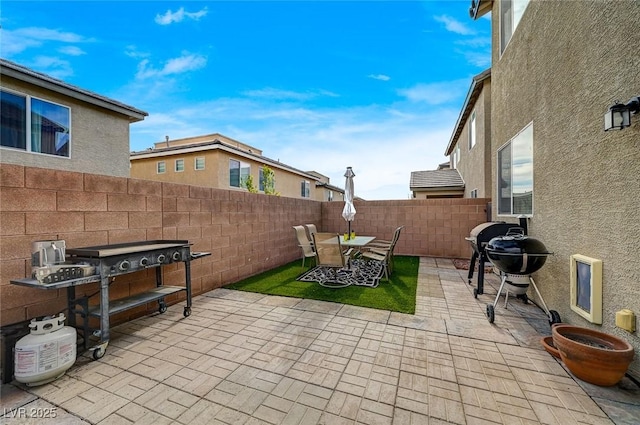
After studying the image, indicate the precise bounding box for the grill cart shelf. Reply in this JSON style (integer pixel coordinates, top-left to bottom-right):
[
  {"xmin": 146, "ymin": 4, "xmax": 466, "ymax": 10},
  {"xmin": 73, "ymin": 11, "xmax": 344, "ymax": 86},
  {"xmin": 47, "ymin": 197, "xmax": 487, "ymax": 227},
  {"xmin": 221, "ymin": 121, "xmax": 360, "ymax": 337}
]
[{"xmin": 11, "ymin": 240, "xmax": 210, "ymax": 360}]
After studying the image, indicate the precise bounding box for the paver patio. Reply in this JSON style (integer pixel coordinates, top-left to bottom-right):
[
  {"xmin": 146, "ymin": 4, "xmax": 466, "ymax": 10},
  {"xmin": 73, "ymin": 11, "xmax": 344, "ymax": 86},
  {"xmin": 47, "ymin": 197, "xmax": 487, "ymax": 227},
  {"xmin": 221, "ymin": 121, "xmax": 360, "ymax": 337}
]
[{"xmin": 1, "ymin": 258, "xmax": 638, "ymax": 424}]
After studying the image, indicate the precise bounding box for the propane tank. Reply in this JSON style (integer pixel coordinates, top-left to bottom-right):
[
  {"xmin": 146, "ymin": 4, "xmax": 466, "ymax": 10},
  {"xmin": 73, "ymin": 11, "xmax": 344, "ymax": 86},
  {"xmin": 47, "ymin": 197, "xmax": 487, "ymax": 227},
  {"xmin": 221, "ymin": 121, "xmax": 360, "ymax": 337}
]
[{"xmin": 14, "ymin": 314, "xmax": 76, "ymax": 386}]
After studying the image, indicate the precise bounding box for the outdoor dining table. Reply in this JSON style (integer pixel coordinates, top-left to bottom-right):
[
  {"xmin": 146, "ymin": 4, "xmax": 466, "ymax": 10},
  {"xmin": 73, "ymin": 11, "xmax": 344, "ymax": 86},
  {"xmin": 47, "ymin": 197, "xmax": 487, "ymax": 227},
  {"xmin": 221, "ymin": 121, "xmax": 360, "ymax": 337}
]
[{"xmin": 340, "ymin": 236, "xmax": 376, "ymax": 248}]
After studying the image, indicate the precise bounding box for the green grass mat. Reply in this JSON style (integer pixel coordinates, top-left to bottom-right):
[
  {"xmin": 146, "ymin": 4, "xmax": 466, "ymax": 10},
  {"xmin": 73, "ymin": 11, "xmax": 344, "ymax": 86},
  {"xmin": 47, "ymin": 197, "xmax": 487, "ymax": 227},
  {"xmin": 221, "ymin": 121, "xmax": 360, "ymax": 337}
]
[{"xmin": 226, "ymin": 256, "xmax": 419, "ymax": 314}]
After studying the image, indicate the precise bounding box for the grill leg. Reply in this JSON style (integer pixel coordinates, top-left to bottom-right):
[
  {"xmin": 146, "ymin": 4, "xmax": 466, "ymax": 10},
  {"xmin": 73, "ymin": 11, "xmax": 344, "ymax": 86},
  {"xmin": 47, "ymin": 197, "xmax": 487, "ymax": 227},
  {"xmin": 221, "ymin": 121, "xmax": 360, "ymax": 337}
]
[
  {"xmin": 492, "ymin": 275, "xmax": 507, "ymax": 308},
  {"xmin": 476, "ymin": 257, "xmax": 485, "ymax": 295},
  {"xmin": 468, "ymin": 252, "xmax": 478, "ymax": 283}
]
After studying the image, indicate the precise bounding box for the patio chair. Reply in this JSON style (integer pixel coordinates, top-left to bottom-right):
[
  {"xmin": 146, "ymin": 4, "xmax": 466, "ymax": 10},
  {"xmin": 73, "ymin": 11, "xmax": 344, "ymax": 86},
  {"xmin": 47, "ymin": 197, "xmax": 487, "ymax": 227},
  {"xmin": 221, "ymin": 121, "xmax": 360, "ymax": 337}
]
[
  {"xmin": 293, "ymin": 225, "xmax": 315, "ymax": 268},
  {"xmin": 312, "ymin": 232, "xmax": 354, "ymax": 288},
  {"xmin": 368, "ymin": 226, "xmax": 404, "ymax": 250},
  {"xmin": 304, "ymin": 224, "xmax": 318, "ymax": 244},
  {"xmin": 361, "ymin": 226, "xmax": 403, "ymax": 280}
]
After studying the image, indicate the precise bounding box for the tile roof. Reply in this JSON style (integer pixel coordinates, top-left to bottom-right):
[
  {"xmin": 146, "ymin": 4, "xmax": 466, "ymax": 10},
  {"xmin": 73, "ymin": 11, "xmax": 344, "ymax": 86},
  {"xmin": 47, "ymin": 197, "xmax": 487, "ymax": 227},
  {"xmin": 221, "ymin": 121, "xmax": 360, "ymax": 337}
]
[{"xmin": 410, "ymin": 169, "xmax": 465, "ymax": 189}]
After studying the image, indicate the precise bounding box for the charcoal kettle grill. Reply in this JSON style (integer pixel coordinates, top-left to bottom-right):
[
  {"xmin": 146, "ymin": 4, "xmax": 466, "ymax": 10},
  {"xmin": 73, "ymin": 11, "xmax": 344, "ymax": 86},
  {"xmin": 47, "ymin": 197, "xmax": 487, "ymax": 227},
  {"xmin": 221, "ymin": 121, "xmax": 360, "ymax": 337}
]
[
  {"xmin": 466, "ymin": 222, "xmax": 520, "ymax": 297},
  {"xmin": 484, "ymin": 232, "xmax": 561, "ymax": 325}
]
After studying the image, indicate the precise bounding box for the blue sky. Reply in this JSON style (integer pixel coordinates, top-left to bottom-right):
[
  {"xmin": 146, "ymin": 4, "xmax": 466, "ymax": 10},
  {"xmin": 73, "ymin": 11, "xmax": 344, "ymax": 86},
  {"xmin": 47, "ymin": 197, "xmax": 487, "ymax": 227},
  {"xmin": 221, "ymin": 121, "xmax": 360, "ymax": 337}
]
[{"xmin": 1, "ymin": 1, "xmax": 491, "ymax": 200}]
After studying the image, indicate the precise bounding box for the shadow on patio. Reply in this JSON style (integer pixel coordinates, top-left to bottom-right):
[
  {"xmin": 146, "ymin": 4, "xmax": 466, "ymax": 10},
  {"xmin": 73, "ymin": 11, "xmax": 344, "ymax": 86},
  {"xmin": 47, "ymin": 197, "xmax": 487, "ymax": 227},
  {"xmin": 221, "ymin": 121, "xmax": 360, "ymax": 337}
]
[{"xmin": 2, "ymin": 258, "xmax": 639, "ymax": 424}]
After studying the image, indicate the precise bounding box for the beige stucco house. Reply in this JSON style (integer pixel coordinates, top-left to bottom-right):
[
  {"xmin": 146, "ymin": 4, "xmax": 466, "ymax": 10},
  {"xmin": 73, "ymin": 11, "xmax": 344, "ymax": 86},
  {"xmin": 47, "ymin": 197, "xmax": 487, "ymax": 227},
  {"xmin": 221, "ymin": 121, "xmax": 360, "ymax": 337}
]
[
  {"xmin": 130, "ymin": 133, "xmax": 344, "ymax": 201},
  {"xmin": 410, "ymin": 69, "xmax": 491, "ymax": 201},
  {"xmin": 0, "ymin": 59, "xmax": 147, "ymax": 176},
  {"xmin": 469, "ymin": 0, "xmax": 640, "ymax": 372}
]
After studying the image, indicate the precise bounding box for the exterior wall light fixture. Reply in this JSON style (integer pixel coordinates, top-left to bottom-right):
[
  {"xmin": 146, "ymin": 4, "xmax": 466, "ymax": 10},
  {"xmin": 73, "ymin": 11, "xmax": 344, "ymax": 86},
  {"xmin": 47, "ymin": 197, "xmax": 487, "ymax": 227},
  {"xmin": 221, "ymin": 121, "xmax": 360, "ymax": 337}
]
[{"xmin": 604, "ymin": 96, "xmax": 640, "ymax": 131}]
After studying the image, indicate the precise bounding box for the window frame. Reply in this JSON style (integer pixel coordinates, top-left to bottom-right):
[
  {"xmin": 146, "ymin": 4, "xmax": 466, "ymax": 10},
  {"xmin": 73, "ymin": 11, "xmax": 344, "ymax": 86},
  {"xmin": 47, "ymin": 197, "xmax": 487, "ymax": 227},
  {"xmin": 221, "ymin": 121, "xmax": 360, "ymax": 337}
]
[
  {"xmin": 469, "ymin": 110, "xmax": 476, "ymax": 150},
  {"xmin": 301, "ymin": 180, "xmax": 310, "ymax": 198},
  {"xmin": 157, "ymin": 161, "xmax": 166, "ymax": 174},
  {"xmin": 500, "ymin": 0, "xmax": 530, "ymax": 55},
  {"xmin": 195, "ymin": 157, "xmax": 205, "ymax": 170},
  {"xmin": 175, "ymin": 159, "xmax": 185, "ymax": 172},
  {"xmin": 470, "ymin": 189, "xmax": 478, "ymax": 198},
  {"xmin": 229, "ymin": 158, "xmax": 251, "ymax": 188},
  {"xmin": 497, "ymin": 122, "xmax": 534, "ymax": 217},
  {"xmin": 1, "ymin": 88, "xmax": 71, "ymax": 158}
]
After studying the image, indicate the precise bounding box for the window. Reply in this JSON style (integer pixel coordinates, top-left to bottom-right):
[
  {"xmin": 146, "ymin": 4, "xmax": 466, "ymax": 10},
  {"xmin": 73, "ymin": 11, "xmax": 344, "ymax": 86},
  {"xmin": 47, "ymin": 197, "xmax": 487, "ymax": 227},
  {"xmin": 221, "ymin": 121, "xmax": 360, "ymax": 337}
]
[
  {"xmin": 469, "ymin": 110, "xmax": 476, "ymax": 150},
  {"xmin": 229, "ymin": 159, "xmax": 250, "ymax": 188},
  {"xmin": 497, "ymin": 123, "xmax": 533, "ymax": 215},
  {"xmin": 452, "ymin": 144, "xmax": 460, "ymax": 168},
  {"xmin": 195, "ymin": 157, "xmax": 205, "ymax": 170},
  {"xmin": 470, "ymin": 189, "xmax": 478, "ymax": 198},
  {"xmin": 259, "ymin": 167, "xmax": 264, "ymax": 192},
  {"xmin": 157, "ymin": 161, "xmax": 166, "ymax": 174},
  {"xmin": 328, "ymin": 190, "xmax": 333, "ymax": 201},
  {"xmin": 1, "ymin": 89, "xmax": 70, "ymax": 157},
  {"xmin": 301, "ymin": 181, "xmax": 310, "ymax": 198},
  {"xmin": 175, "ymin": 159, "xmax": 185, "ymax": 172},
  {"xmin": 500, "ymin": 0, "xmax": 530, "ymax": 54}
]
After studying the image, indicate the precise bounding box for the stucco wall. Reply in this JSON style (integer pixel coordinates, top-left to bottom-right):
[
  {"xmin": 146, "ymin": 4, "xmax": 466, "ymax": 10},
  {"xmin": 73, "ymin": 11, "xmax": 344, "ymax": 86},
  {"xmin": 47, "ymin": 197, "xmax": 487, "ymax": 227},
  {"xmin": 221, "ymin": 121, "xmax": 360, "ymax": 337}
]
[
  {"xmin": 1, "ymin": 165, "xmax": 490, "ymax": 329},
  {"xmin": 490, "ymin": 0, "xmax": 640, "ymax": 363},
  {"xmin": 1, "ymin": 77, "xmax": 132, "ymax": 177},
  {"xmin": 456, "ymin": 83, "xmax": 492, "ymax": 198},
  {"xmin": 131, "ymin": 150, "xmax": 331, "ymax": 201}
]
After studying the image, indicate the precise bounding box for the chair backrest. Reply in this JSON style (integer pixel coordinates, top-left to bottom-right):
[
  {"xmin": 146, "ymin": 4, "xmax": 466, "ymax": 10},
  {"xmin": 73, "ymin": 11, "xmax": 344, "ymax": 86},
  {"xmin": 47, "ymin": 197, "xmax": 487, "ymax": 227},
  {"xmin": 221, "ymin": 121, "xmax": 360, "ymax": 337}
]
[
  {"xmin": 305, "ymin": 224, "xmax": 318, "ymax": 239},
  {"xmin": 312, "ymin": 232, "xmax": 346, "ymax": 268},
  {"xmin": 293, "ymin": 225, "xmax": 314, "ymax": 256},
  {"xmin": 391, "ymin": 226, "xmax": 404, "ymax": 247}
]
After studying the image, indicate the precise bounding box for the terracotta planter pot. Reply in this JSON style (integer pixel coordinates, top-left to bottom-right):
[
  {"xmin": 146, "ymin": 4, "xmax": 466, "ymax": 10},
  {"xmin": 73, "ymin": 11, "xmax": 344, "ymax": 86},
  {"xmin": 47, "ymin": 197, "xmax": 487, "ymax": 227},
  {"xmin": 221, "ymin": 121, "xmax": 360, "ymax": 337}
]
[
  {"xmin": 552, "ymin": 325, "xmax": 635, "ymax": 386},
  {"xmin": 540, "ymin": 336, "xmax": 561, "ymax": 359}
]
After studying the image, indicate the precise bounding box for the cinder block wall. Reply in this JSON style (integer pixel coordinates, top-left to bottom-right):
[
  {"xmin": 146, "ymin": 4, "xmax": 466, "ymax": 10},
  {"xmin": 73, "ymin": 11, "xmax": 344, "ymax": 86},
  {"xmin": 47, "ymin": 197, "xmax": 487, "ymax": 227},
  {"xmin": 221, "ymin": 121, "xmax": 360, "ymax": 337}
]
[
  {"xmin": 1, "ymin": 165, "xmax": 489, "ymax": 328},
  {"xmin": 0, "ymin": 165, "xmax": 320, "ymax": 327},
  {"xmin": 322, "ymin": 198, "xmax": 489, "ymax": 258}
]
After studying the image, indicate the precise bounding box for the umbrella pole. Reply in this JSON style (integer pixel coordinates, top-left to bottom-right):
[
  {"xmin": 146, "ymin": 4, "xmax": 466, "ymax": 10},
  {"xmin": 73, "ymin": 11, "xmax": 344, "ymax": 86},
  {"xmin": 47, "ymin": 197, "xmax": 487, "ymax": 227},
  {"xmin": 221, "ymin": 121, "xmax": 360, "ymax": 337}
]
[{"xmin": 348, "ymin": 222, "xmax": 351, "ymax": 237}]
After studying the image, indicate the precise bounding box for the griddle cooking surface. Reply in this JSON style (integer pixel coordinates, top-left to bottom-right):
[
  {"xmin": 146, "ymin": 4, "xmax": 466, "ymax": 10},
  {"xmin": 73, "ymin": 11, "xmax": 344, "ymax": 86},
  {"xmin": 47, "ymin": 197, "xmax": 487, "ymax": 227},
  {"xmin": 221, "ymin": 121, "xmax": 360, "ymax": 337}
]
[{"xmin": 66, "ymin": 240, "xmax": 190, "ymax": 258}]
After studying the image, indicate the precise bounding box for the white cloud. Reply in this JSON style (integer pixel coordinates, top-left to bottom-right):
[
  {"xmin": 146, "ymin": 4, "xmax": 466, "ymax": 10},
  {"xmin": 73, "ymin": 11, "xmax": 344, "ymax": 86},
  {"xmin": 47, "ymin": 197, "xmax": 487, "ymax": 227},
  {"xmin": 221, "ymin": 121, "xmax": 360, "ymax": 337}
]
[
  {"xmin": 135, "ymin": 53, "xmax": 207, "ymax": 79},
  {"xmin": 397, "ymin": 79, "xmax": 468, "ymax": 105},
  {"xmin": 58, "ymin": 46, "xmax": 86, "ymax": 56},
  {"xmin": 125, "ymin": 45, "xmax": 151, "ymax": 59},
  {"xmin": 433, "ymin": 15, "xmax": 476, "ymax": 35},
  {"xmin": 241, "ymin": 87, "xmax": 339, "ymax": 101},
  {"xmin": 0, "ymin": 27, "xmax": 93, "ymax": 57},
  {"xmin": 368, "ymin": 74, "xmax": 390, "ymax": 81},
  {"xmin": 155, "ymin": 7, "xmax": 208, "ymax": 25},
  {"xmin": 30, "ymin": 56, "xmax": 74, "ymax": 79},
  {"xmin": 458, "ymin": 49, "xmax": 491, "ymax": 68}
]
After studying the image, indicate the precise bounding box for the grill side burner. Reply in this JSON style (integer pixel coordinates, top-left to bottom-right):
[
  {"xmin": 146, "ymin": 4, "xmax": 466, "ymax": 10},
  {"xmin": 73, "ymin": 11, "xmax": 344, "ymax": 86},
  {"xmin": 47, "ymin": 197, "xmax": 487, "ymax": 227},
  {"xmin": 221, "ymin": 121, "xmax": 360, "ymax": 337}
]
[{"xmin": 466, "ymin": 222, "xmax": 522, "ymax": 297}]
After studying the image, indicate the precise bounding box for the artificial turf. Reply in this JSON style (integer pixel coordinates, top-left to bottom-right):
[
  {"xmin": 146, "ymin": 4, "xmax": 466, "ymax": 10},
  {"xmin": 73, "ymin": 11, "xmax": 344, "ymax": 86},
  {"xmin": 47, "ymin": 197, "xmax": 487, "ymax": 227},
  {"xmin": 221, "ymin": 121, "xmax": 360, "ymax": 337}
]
[{"xmin": 225, "ymin": 255, "xmax": 419, "ymax": 314}]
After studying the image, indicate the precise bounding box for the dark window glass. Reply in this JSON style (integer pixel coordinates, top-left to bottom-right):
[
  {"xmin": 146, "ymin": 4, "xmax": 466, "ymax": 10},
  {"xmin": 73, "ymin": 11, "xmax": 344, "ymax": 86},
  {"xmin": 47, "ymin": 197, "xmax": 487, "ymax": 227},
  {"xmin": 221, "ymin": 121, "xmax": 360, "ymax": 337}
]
[
  {"xmin": 1, "ymin": 90, "xmax": 27, "ymax": 150},
  {"xmin": 31, "ymin": 98, "xmax": 70, "ymax": 157},
  {"xmin": 229, "ymin": 159, "xmax": 240, "ymax": 187},
  {"xmin": 498, "ymin": 143, "xmax": 512, "ymax": 214}
]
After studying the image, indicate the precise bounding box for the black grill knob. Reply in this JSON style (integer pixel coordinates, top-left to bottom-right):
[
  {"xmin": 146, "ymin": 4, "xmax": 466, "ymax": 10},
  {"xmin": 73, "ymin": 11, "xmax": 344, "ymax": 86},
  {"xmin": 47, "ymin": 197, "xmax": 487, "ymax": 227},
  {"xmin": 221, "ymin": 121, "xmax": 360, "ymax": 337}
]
[
  {"xmin": 118, "ymin": 260, "xmax": 130, "ymax": 271},
  {"xmin": 140, "ymin": 257, "xmax": 149, "ymax": 267},
  {"xmin": 157, "ymin": 254, "xmax": 166, "ymax": 263},
  {"xmin": 172, "ymin": 251, "xmax": 181, "ymax": 261}
]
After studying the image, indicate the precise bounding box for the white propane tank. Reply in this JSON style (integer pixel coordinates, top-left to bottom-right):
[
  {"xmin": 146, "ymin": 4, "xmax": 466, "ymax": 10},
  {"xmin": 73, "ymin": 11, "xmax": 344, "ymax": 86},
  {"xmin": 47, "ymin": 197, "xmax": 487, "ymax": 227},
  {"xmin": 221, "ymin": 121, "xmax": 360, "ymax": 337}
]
[{"xmin": 14, "ymin": 314, "xmax": 76, "ymax": 386}]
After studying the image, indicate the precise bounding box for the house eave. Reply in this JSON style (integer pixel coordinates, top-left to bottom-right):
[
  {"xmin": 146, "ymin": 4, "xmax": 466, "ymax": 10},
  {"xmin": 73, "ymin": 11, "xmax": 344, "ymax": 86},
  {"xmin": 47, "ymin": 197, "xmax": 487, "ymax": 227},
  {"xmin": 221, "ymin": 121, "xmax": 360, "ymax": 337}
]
[
  {"xmin": 445, "ymin": 68, "xmax": 491, "ymax": 156},
  {"xmin": 470, "ymin": 0, "xmax": 492, "ymax": 20},
  {"xmin": 1, "ymin": 59, "xmax": 148, "ymax": 123}
]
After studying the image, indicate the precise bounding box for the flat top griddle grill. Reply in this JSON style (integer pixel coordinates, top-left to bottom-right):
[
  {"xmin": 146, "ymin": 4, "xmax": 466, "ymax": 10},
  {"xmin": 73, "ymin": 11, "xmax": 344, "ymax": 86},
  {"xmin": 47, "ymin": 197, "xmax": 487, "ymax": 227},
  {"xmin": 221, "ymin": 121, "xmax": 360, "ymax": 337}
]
[{"xmin": 66, "ymin": 240, "xmax": 190, "ymax": 258}]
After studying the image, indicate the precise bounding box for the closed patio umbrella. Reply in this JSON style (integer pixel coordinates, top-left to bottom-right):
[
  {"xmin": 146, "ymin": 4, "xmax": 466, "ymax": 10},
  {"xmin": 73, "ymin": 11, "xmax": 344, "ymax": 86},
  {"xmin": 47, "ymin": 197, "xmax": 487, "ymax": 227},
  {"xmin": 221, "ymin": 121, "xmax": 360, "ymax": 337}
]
[{"xmin": 342, "ymin": 166, "xmax": 356, "ymax": 236}]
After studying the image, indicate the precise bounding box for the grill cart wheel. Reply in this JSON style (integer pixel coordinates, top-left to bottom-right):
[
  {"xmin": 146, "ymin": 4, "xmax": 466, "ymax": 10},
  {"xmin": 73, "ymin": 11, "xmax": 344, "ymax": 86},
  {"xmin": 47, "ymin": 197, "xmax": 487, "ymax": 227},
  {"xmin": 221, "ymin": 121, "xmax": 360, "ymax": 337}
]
[
  {"xmin": 93, "ymin": 346, "xmax": 106, "ymax": 360},
  {"xmin": 473, "ymin": 288, "xmax": 479, "ymax": 298},
  {"xmin": 486, "ymin": 304, "xmax": 495, "ymax": 323},
  {"xmin": 549, "ymin": 310, "xmax": 561, "ymax": 325},
  {"xmin": 184, "ymin": 307, "xmax": 192, "ymax": 317},
  {"xmin": 158, "ymin": 302, "xmax": 167, "ymax": 314}
]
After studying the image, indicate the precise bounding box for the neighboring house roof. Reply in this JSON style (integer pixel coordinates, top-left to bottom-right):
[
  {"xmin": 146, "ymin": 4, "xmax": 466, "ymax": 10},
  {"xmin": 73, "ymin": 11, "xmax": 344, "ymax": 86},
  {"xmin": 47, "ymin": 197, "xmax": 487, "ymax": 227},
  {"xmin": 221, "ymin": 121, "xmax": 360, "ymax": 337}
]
[
  {"xmin": 469, "ymin": 0, "xmax": 492, "ymax": 19},
  {"xmin": 445, "ymin": 68, "xmax": 491, "ymax": 156},
  {"xmin": 0, "ymin": 58, "xmax": 148, "ymax": 123},
  {"xmin": 410, "ymin": 169, "xmax": 465, "ymax": 191},
  {"xmin": 131, "ymin": 136, "xmax": 341, "ymax": 190},
  {"xmin": 437, "ymin": 161, "xmax": 451, "ymax": 170}
]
